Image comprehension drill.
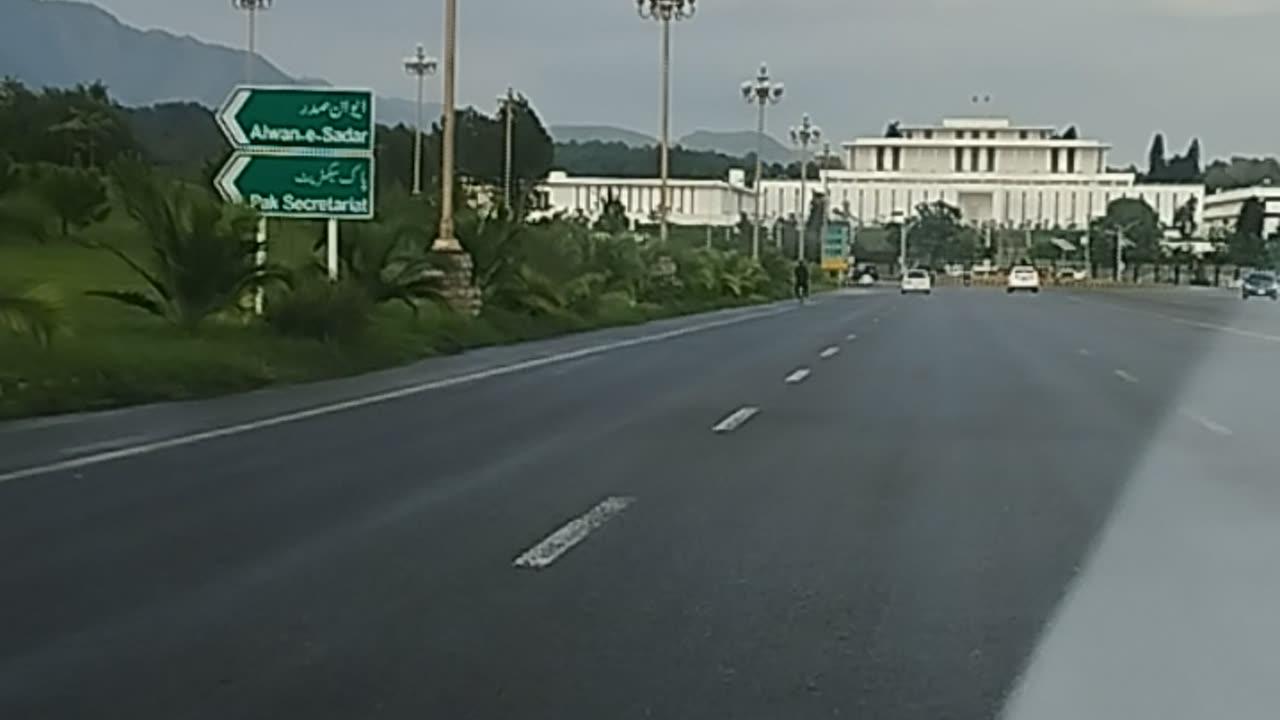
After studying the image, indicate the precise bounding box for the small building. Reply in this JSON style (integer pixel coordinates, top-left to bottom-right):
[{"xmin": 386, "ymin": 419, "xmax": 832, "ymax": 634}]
[
  {"xmin": 1202, "ymin": 185, "xmax": 1280, "ymax": 238},
  {"xmin": 532, "ymin": 170, "xmax": 753, "ymax": 227}
]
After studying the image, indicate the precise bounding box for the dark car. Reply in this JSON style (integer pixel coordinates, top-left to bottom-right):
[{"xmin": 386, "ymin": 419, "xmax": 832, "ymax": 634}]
[{"xmin": 1241, "ymin": 272, "xmax": 1279, "ymax": 300}]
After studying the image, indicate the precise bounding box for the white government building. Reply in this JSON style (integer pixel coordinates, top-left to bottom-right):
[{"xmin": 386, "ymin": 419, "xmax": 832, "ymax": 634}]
[{"xmin": 538, "ymin": 116, "xmax": 1205, "ymax": 232}]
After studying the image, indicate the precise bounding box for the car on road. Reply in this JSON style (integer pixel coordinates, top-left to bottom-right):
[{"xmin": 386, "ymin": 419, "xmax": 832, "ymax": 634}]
[
  {"xmin": 1007, "ymin": 265, "xmax": 1041, "ymax": 294},
  {"xmin": 1240, "ymin": 272, "xmax": 1278, "ymax": 300},
  {"xmin": 901, "ymin": 269, "xmax": 932, "ymax": 295}
]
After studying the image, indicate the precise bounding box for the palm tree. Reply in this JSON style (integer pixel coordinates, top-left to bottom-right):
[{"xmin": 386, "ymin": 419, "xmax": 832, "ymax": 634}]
[
  {"xmin": 316, "ymin": 218, "xmax": 445, "ymax": 312},
  {"xmin": 0, "ymin": 285, "xmax": 62, "ymax": 347},
  {"xmin": 86, "ymin": 159, "xmax": 286, "ymax": 329}
]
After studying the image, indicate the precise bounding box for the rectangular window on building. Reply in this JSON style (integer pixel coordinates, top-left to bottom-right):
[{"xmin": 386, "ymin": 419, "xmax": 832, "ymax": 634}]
[
  {"xmin": 987, "ymin": 131, "xmax": 996, "ymax": 139},
  {"xmin": 1068, "ymin": 149, "xmax": 1077, "ymax": 173},
  {"xmin": 1050, "ymin": 149, "xmax": 1059, "ymax": 173},
  {"xmin": 893, "ymin": 147, "xmax": 902, "ymax": 171},
  {"xmin": 876, "ymin": 147, "xmax": 885, "ymax": 171},
  {"xmin": 987, "ymin": 147, "xmax": 996, "ymax": 172},
  {"xmin": 924, "ymin": 130, "xmax": 933, "ymax": 139},
  {"xmin": 1019, "ymin": 130, "xmax": 1029, "ymax": 140},
  {"xmin": 970, "ymin": 131, "xmax": 981, "ymax": 140},
  {"xmin": 955, "ymin": 148, "xmax": 964, "ymax": 172},
  {"xmin": 970, "ymin": 148, "xmax": 981, "ymax": 171},
  {"xmin": 956, "ymin": 131, "xmax": 964, "ymax": 139}
]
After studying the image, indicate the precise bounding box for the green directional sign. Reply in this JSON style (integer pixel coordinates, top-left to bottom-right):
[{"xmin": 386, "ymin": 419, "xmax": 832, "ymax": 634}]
[
  {"xmin": 822, "ymin": 224, "xmax": 850, "ymax": 271},
  {"xmin": 216, "ymin": 86, "xmax": 375, "ymax": 153},
  {"xmin": 214, "ymin": 153, "xmax": 375, "ymax": 220}
]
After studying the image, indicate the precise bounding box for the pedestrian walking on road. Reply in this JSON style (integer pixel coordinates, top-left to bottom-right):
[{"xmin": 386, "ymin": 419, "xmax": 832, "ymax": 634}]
[{"xmin": 793, "ymin": 261, "xmax": 810, "ymax": 303}]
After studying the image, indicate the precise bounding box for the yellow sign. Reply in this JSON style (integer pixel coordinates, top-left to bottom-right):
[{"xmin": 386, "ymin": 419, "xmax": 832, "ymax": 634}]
[{"xmin": 821, "ymin": 258, "xmax": 848, "ymax": 271}]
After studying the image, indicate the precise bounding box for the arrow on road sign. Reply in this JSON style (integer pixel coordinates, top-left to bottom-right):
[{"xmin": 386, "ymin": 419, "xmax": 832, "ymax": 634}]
[{"xmin": 215, "ymin": 86, "xmax": 376, "ymax": 153}]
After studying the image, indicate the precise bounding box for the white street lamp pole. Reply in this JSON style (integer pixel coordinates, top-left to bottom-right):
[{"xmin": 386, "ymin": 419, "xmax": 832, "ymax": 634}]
[
  {"xmin": 790, "ymin": 113, "xmax": 821, "ymax": 262},
  {"xmin": 502, "ymin": 88, "xmax": 515, "ymax": 213},
  {"xmin": 232, "ymin": 0, "xmax": 272, "ymax": 313},
  {"xmin": 232, "ymin": 0, "xmax": 272, "ymax": 84},
  {"xmin": 638, "ymin": 0, "xmax": 696, "ymax": 244},
  {"xmin": 741, "ymin": 62, "xmax": 784, "ymax": 260},
  {"xmin": 403, "ymin": 44, "xmax": 439, "ymax": 197}
]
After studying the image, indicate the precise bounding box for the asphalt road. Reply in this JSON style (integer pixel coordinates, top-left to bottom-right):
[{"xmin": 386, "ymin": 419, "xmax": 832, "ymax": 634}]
[{"xmin": 2, "ymin": 286, "xmax": 1278, "ymax": 719}]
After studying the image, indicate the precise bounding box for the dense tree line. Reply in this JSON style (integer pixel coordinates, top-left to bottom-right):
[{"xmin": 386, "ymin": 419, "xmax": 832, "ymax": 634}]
[{"xmin": 1143, "ymin": 133, "xmax": 1202, "ymax": 184}]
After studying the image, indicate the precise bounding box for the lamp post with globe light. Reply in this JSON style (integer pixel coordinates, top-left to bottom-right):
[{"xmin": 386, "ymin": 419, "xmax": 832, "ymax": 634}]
[
  {"xmin": 231, "ymin": 0, "xmax": 272, "ymax": 84},
  {"xmin": 637, "ymin": 0, "xmax": 696, "ymax": 243},
  {"xmin": 741, "ymin": 62, "xmax": 784, "ymax": 260},
  {"xmin": 403, "ymin": 44, "xmax": 438, "ymax": 197},
  {"xmin": 790, "ymin": 113, "xmax": 821, "ymax": 262}
]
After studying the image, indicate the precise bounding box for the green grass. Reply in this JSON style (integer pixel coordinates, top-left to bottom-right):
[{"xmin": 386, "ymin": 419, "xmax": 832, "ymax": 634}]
[{"xmin": 0, "ymin": 218, "xmax": 779, "ymax": 420}]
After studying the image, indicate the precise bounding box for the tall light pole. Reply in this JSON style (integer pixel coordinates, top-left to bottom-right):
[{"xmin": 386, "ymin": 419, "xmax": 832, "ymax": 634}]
[
  {"xmin": 500, "ymin": 88, "xmax": 516, "ymax": 213},
  {"xmin": 435, "ymin": 0, "xmax": 460, "ymax": 252},
  {"xmin": 893, "ymin": 209, "xmax": 918, "ymax": 275},
  {"xmin": 637, "ymin": 0, "xmax": 696, "ymax": 243},
  {"xmin": 232, "ymin": 0, "xmax": 272, "ymax": 84},
  {"xmin": 403, "ymin": 44, "xmax": 438, "ymax": 197},
  {"xmin": 233, "ymin": 0, "xmax": 271, "ymax": 314},
  {"xmin": 741, "ymin": 62, "xmax": 784, "ymax": 260},
  {"xmin": 790, "ymin": 113, "xmax": 821, "ymax": 262}
]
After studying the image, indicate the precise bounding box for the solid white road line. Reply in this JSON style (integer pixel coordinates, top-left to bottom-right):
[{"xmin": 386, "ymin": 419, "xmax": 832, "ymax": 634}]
[
  {"xmin": 1179, "ymin": 409, "xmax": 1233, "ymax": 437},
  {"xmin": 1114, "ymin": 369, "xmax": 1139, "ymax": 384},
  {"xmin": 819, "ymin": 346, "xmax": 841, "ymax": 359},
  {"xmin": 784, "ymin": 368, "xmax": 812, "ymax": 384},
  {"xmin": 0, "ymin": 305, "xmax": 794, "ymax": 486},
  {"xmin": 56, "ymin": 435, "xmax": 153, "ymax": 458},
  {"xmin": 513, "ymin": 496, "xmax": 635, "ymax": 570},
  {"xmin": 712, "ymin": 406, "xmax": 761, "ymax": 434}
]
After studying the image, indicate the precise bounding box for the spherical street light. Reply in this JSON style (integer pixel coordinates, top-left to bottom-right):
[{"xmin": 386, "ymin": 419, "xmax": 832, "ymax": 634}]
[{"xmin": 635, "ymin": 0, "xmax": 696, "ymax": 243}]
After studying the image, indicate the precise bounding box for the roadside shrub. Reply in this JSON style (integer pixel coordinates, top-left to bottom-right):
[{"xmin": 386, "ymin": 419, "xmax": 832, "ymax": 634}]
[{"xmin": 266, "ymin": 275, "xmax": 372, "ymax": 343}]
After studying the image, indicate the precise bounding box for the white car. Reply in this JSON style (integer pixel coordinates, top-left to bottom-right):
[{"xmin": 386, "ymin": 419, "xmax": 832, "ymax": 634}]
[
  {"xmin": 1007, "ymin": 265, "xmax": 1041, "ymax": 293},
  {"xmin": 901, "ymin": 269, "xmax": 932, "ymax": 295}
]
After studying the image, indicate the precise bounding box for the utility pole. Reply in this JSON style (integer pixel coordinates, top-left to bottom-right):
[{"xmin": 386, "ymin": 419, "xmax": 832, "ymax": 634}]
[
  {"xmin": 403, "ymin": 44, "xmax": 438, "ymax": 196},
  {"xmin": 741, "ymin": 62, "xmax": 784, "ymax": 260}
]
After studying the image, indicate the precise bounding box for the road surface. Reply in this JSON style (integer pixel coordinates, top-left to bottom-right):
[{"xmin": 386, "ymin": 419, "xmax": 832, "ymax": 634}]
[{"xmin": 2, "ymin": 286, "xmax": 1278, "ymax": 719}]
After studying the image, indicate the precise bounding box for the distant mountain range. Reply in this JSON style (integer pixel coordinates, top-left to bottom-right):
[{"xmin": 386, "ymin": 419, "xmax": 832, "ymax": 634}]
[
  {"xmin": 1, "ymin": 0, "xmax": 786, "ymax": 161},
  {"xmin": 0, "ymin": 0, "xmax": 437, "ymax": 127},
  {"xmin": 550, "ymin": 125, "xmax": 793, "ymax": 165}
]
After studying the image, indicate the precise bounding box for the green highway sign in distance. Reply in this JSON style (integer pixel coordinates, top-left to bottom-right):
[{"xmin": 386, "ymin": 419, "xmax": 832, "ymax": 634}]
[
  {"xmin": 214, "ymin": 153, "xmax": 375, "ymax": 220},
  {"xmin": 216, "ymin": 86, "xmax": 375, "ymax": 153}
]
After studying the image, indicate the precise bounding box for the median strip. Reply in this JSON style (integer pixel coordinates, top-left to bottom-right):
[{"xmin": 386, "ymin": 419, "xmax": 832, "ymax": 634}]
[{"xmin": 513, "ymin": 496, "xmax": 635, "ymax": 570}]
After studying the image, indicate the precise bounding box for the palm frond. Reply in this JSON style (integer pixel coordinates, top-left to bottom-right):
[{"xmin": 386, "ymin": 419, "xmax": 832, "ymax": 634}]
[
  {"xmin": 84, "ymin": 289, "xmax": 167, "ymax": 320},
  {"xmin": 0, "ymin": 286, "xmax": 64, "ymax": 347}
]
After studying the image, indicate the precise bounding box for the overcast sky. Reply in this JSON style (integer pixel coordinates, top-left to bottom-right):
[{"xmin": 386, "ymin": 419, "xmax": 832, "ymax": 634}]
[{"xmin": 87, "ymin": 0, "xmax": 1279, "ymax": 163}]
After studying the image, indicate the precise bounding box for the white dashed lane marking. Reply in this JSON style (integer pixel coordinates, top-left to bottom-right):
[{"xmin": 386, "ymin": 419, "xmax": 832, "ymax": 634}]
[
  {"xmin": 513, "ymin": 496, "xmax": 635, "ymax": 569},
  {"xmin": 784, "ymin": 369, "xmax": 811, "ymax": 384},
  {"xmin": 1179, "ymin": 410, "xmax": 1233, "ymax": 437},
  {"xmin": 819, "ymin": 347, "xmax": 840, "ymax": 359},
  {"xmin": 846, "ymin": 333, "xmax": 858, "ymax": 342},
  {"xmin": 1114, "ymin": 369, "xmax": 1139, "ymax": 384},
  {"xmin": 712, "ymin": 406, "xmax": 761, "ymax": 434}
]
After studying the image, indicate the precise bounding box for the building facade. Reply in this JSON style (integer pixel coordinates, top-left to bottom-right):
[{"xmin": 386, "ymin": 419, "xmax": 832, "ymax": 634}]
[
  {"xmin": 534, "ymin": 171, "xmax": 754, "ymax": 227},
  {"xmin": 539, "ymin": 117, "xmax": 1205, "ymax": 232},
  {"xmin": 1202, "ymin": 186, "xmax": 1280, "ymax": 238}
]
